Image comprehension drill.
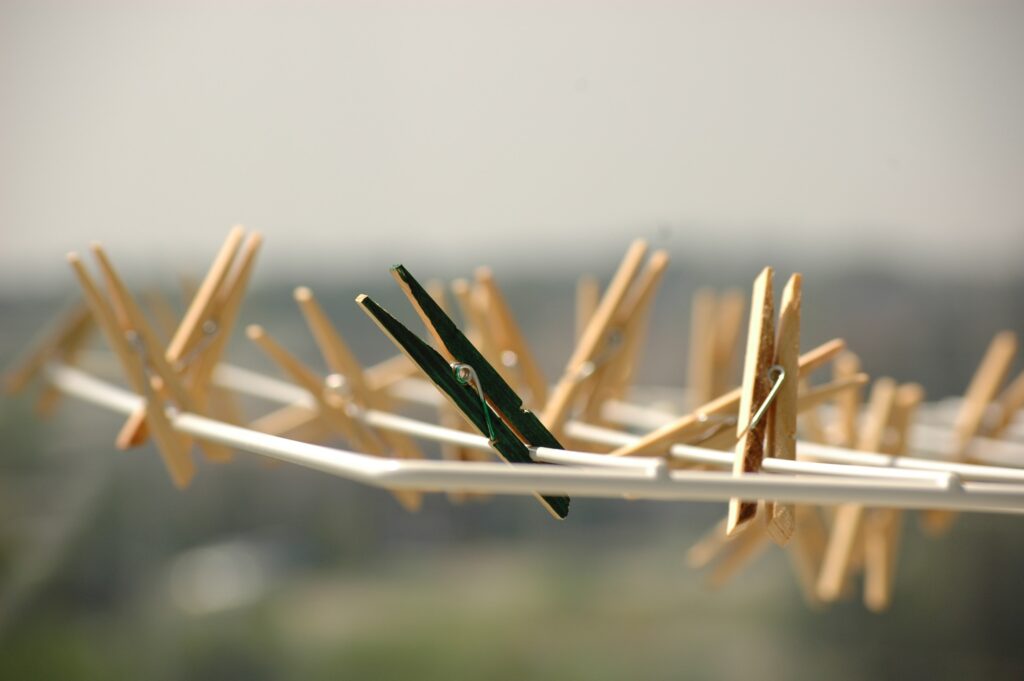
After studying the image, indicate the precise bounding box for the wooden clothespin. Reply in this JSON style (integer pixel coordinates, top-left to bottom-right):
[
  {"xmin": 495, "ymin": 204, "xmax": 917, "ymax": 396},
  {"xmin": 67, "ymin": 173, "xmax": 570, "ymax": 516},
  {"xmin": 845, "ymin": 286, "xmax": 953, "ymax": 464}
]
[
  {"xmin": 246, "ymin": 323, "xmax": 423, "ymax": 513},
  {"xmin": 765, "ymin": 273, "xmax": 801, "ymax": 544},
  {"xmin": 988, "ymin": 368, "xmax": 1024, "ymax": 439},
  {"xmin": 90, "ymin": 244, "xmax": 233, "ymax": 465},
  {"xmin": 541, "ymin": 240, "xmax": 650, "ymax": 435},
  {"xmin": 293, "ymin": 286, "xmax": 427, "ymax": 468},
  {"xmin": 115, "ymin": 227, "xmax": 254, "ymax": 454},
  {"xmin": 863, "ymin": 382, "xmax": 923, "ymax": 612},
  {"xmin": 831, "ymin": 352, "xmax": 864, "ymax": 447},
  {"xmin": 575, "ymin": 275, "xmax": 600, "ymax": 344},
  {"xmin": 609, "ymin": 337, "xmax": 846, "ymax": 458},
  {"xmin": 921, "ymin": 330, "xmax": 1017, "ymax": 535},
  {"xmin": 475, "ymin": 267, "xmax": 549, "ymax": 409},
  {"xmin": 816, "ymin": 377, "xmax": 898, "ymax": 602},
  {"xmin": 580, "ymin": 250, "xmax": 670, "ymax": 424},
  {"xmin": 4, "ymin": 298, "xmax": 94, "ymax": 416},
  {"xmin": 357, "ymin": 264, "xmax": 571, "ymax": 519},
  {"xmin": 687, "ymin": 288, "xmax": 746, "ymax": 409},
  {"xmin": 727, "ymin": 267, "xmax": 776, "ymax": 535},
  {"xmin": 66, "ymin": 252, "xmax": 195, "ymax": 488}
]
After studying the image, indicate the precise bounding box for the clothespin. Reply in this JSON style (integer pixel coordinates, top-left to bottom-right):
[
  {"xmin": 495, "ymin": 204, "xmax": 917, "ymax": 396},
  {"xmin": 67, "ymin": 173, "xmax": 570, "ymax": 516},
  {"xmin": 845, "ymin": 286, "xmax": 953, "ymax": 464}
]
[
  {"xmin": 541, "ymin": 240, "xmax": 650, "ymax": 435},
  {"xmin": 66, "ymin": 252, "xmax": 195, "ymax": 488},
  {"xmin": 988, "ymin": 369, "xmax": 1024, "ymax": 438},
  {"xmin": 609, "ymin": 337, "xmax": 846, "ymax": 458},
  {"xmin": 115, "ymin": 227, "xmax": 254, "ymax": 454},
  {"xmin": 3, "ymin": 298, "xmax": 94, "ymax": 416},
  {"xmin": 245, "ymin": 322, "xmax": 423, "ymax": 512},
  {"xmin": 356, "ymin": 264, "xmax": 571, "ymax": 519},
  {"xmin": 293, "ymin": 285, "xmax": 427, "ymax": 467},
  {"xmin": 765, "ymin": 273, "xmax": 801, "ymax": 544},
  {"xmin": 921, "ymin": 330, "xmax": 1018, "ymax": 535},
  {"xmin": 831, "ymin": 352, "xmax": 863, "ymax": 447},
  {"xmin": 91, "ymin": 244, "xmax": 238, "ymax": 463},
  {"xmin": 575, "ymin": 275, "xmax": 600, "ymax": 344},
  {"xmin": 863, "ymin": 382, "xmax": 923, "ymax": 612},
  {"xmin": 425, "ymin": 280, "xmax": 494, "ymax": 504},
  {"xmin": 727, "ymin": 266, "xmax": 776, "ymax": 535},
  {"xmin": 580, "ymin": 250, "xmax": 670, "ymax": 424},
  {"xmin": 816, "ymin": 377, "xmax": 899, "ymax": 602},
  {"xmin": 687, "ymin": 288, "xmax": 746, "ymax": 409},
  {"xmin": 475, "ymin": 267, "xmax": 549, "ymax": 409}
]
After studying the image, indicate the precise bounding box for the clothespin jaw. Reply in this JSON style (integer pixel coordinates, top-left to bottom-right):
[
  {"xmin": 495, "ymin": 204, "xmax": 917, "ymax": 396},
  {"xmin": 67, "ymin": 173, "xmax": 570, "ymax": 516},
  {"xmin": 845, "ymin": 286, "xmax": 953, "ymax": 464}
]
[
  {"xmin": 726, "ymin": 266, "xmax": 776, "ymax": 536},
  {"xmin": 356, "ymin": 267, "xmax": 570, "ymax": 519}
]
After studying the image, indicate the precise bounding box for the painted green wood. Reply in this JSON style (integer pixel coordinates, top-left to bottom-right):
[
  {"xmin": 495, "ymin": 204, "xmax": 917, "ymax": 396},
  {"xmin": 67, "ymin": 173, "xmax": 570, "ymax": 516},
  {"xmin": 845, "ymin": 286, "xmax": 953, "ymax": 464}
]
[
  {"xmin": 357, "ymin": 293, "xmax": 570, "ymax": 519},
  {"xmin": 391, "ymin": 265, "xmax": 563, "ymax": 451}
]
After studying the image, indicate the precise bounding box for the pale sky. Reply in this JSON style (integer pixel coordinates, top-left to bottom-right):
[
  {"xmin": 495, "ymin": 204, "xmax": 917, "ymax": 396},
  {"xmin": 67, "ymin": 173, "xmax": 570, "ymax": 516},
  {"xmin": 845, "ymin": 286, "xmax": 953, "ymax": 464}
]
[{"xmin": 2, "ymin": 0, "xmax": 1023, "ymax": 290}]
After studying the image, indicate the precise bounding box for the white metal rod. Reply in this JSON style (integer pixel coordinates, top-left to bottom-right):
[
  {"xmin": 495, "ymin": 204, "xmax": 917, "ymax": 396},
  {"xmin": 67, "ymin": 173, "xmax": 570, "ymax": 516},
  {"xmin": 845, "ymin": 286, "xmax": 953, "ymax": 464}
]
[{"xmin": 39, "ymin": 363, "xmax": 1024, "ymax": 514}]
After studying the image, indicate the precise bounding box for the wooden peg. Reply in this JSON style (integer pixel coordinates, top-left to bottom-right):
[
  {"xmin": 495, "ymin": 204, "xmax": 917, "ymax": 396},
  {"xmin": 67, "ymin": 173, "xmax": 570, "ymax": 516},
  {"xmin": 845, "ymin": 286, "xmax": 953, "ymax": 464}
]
[
  {"xmin": 989, "ymin": 369, "xmax": 1024, "ymax": 438},
  {"xmin": 952, "ymin": 331, "xmax": 1018, "ymax": 459},
  {"xmin": 831, "ymin": 352, "xmax": 863, "ymax": 447},
  {"xmin": 541, "ymin": 240, "xmax": 649, "ymax": 434},
  {"xmin": 686, "ymin": 517, "xmax": 732, "ymax": 569},
  {"xmin": 450, "ymin": 278, "xmax": 504, "ymax": 372},
  {"xmin": 796, "ymin": 373, "xmax": 869, "ymax": 413},
  {"xmin": 610, "ymin": 338, "xmax": 846, "ymax": 457},
  {"xmin": 90, "ymin": 244, "xmax": 233, "ymax": 461},
  {"xmin": 816, "ymin": 377, "xmax": 898, "ymax": 602},
  {"xmin": 116, "ymin": 229, "xmax": 255, "ymax": 448},
  {"xmin": 67, "ymin": 254, "xmax": 194, "ymax": 488},
  {"xmin": 363, "ymin": 353, "xmax": 419, "ymax": 394},
  {"xmin": 247, "ymin": 324, "xmax": 422, "ymax": 512},
  {"xmin": 582, "ymin": 250, "xmax": 670, "ymax": 421},
  {"xmin": 4, "ymin": 300, "xmax": 93, "ymax": 396},
  {"xmin": 575, "ymin": 275, "xmax": 600, "ymax": 344},
  {"xmin": 727, "ymin": 267, "xmax": 775, "ymax": 535},
  {"xmin": 766, "ymin": 273, "xmax": 801, "ymax": 545},
  {"xmin": 189, "ymin": 232, "xmax": 264, "ymax": 405},
  {"xmin": 687, "ymin": 288, "xmax": 718, "ymax": 409},
  {"xmin": 711, "ymin": 289, "xmax": 746, "ymax": 398},
  {"xmin": 863, "ymin": 382, "xmax": 923, "ymax": 612},
  {"xmin": 475, "ymin": 267, "xmax": 549, "ymax": 408},
  {"xmin": 166, "ymin": 226, "xmax": 245, "ymax": 361},
  {"xmin": 787, "ymin": 506, "xmax": 829, "ymax": 608},
  {"xmin": 709, "ymin": 514, "xmax": 771, "ymax": 588},
  {"xmin": 922, "ymin": 331, "xmax": 1017, "ymax": 534},
  {"xmin": 294, "ymin": 286, "xmax": 425, "ymax": 463},
  {"xmin": 32, "ymin": 312, "xmax": 95, "ymax": 416}
]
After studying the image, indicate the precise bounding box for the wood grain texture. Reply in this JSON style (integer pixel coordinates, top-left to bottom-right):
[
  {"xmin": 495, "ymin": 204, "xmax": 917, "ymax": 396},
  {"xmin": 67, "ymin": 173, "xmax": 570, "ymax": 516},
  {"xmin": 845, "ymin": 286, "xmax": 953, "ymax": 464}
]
[
  {"xmin": 727, "ymin": 266, "xmax": 775, "ymax": 536},
  {"xmin": 766, "ymin": 273, "xmax": 801, "ymax": 545}
]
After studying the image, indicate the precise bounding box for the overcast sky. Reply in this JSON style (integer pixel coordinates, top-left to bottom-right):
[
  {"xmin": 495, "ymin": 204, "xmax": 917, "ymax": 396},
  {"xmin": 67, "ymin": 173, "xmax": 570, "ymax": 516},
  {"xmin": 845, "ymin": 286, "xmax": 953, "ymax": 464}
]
[{"xmin": 2, "ymin": 0, "xmax": 1023, "ymax": 291}]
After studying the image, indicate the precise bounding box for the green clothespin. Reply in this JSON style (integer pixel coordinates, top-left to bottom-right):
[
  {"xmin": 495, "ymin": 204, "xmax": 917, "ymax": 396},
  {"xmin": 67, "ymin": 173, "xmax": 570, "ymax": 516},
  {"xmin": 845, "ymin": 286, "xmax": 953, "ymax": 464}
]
[{"xmin": 356, "ymin": 264, "xmax": 570, "ymax": 519}]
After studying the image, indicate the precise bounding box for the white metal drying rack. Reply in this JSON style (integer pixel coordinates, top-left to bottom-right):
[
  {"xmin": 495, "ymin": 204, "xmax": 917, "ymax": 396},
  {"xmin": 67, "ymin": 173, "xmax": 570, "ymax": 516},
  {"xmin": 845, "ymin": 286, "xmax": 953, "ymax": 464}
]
[{"xmin": 42, "ymin": 358, "xmax": 1024, "ymax": 516}]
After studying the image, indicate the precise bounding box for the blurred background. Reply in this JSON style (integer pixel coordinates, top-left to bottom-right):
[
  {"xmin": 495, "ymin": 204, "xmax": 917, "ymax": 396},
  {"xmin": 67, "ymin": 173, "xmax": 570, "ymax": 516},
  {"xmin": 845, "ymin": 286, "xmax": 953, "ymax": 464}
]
[{"xmin": 2, "ymin": 1, "xmax": 1023, "ymax": 679}]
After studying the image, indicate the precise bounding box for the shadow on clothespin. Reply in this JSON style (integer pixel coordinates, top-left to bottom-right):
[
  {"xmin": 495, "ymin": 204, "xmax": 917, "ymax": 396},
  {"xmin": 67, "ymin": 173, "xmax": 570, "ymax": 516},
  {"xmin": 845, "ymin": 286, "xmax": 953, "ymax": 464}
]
[
  {"xmin": 115, "ymin": 227, "xmax": 263, "ymax": 460},
  {"xmin": 245, "ymin": 316, "xmax": 424, "ymax": 513},
  {"xmin": 920, "ymin": 331, "xmax": 1018, "ymax": 535},
  {"xmin": 3, "ymin": 298, "xmax": 95, "ymax": 416},
  {"xmin": 357, "ymin": 264, "xmax": 571, "ymax": 519},
  {"xmin": 64, "ymin": 250, "xmax": 196, "ymax": 488}
]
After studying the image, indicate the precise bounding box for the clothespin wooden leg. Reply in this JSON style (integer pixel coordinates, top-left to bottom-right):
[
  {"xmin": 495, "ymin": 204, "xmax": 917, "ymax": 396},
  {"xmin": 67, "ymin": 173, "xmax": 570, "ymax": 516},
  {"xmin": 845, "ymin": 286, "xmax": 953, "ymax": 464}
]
[
  {"xmin": 765, "ymin": 274, "xmax": 801, "ymax": 545},
  {"xmin": 687, "ymin": 288, "xmax": 718, "ymax": 410},
  {"xmin": 727, "ymin": 266, "xmax": 775, "ymax": 535},
  {"xmin": 921, "ymin": 331, "xmax": 1017, "ymax": 535},
  {"xmin": 4, "ymin": 299, "xmax": 92, "ymax": 401}
]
